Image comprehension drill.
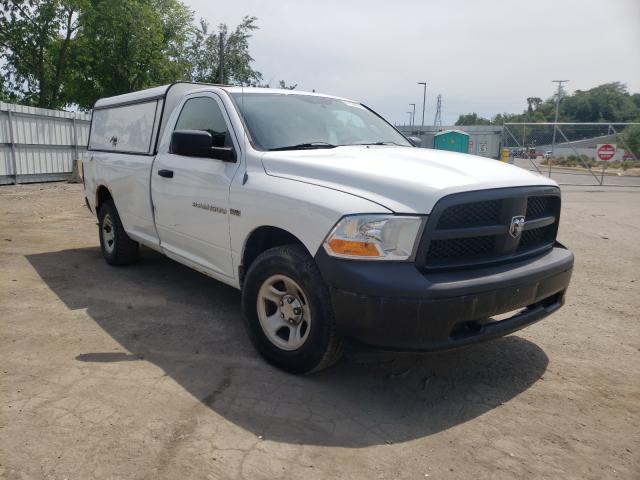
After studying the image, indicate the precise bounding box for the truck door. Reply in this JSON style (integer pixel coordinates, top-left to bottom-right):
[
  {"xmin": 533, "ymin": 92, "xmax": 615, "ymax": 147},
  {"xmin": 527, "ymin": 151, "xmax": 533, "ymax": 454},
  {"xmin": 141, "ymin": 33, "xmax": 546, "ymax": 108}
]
[{"xmin": 151, "ymin": 93, "xmax": 241, "ymax": 280}]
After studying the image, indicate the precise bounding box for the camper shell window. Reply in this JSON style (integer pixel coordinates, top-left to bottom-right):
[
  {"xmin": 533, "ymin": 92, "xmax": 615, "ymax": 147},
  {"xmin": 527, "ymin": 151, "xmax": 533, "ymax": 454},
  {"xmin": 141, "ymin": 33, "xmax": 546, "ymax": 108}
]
[{"xmin": 89, "ymin": 100, "xmax": 162, "ymax": 154}]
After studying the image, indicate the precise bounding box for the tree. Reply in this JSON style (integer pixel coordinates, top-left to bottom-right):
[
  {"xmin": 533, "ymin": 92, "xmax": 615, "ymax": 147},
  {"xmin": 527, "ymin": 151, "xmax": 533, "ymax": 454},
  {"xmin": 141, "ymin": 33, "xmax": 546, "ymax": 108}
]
[
  {"xmin": 278, "ymin": 80, "xmax": 297, "ymax": 90},
  {"xmin": 0, "ymin": 0, "xmax": 81, "ymax": 108},
  {"xmin": 455, "ymin": 112, "xmax": 490, "ymax": 126},
  {"xmin": 182, "ymin": 16, "xmax": 262, "ymax": 86},
  {"xmin": 491, "ymin": 112, "xmax": 525, "ymax": 124},
  {"xmin": 67, "ymin": 0, "xmax": 193, "ymax": 109},
  {"xmin": 526, "ymin": 97, "xmax": 542, "ymax": 113},
  {"xmin": 621, "ymin": 124, "xmax": 640, "ymax": 158},
  {"xmin": 560, "ymin": 82, "xmax": 638, "ymax": 123},
  {"xmin": 456, "ymin": 82, "xmax": 640, "ymax": 126},
  {"xmin": 0, "ymin": 77, "xmax": 13, "ymax": 101},
  {"xmin": 1, "ymin": 1, "xmax": 264, "ymax": 110}
]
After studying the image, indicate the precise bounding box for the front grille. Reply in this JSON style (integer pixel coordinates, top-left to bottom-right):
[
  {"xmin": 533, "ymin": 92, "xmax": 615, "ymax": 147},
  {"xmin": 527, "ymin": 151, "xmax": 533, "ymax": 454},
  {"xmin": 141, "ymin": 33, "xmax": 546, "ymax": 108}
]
[
  {"xmin": 418, "ymin": 187, "xmax": 560, "ymax": 270},
  {"xmin": 526, "ymin": 196, "xmax": 559, "ymax": 220},
  {"xmin": 427, "ymin": 236, "xmax": 495, "ymax": 262},
  {"xmin": 518, "ymin": 224, "xmax": 556, "ymax": 251},
  {"xmin": 437, "ymin": 200, "xmax": 501, "ymax": 228}
]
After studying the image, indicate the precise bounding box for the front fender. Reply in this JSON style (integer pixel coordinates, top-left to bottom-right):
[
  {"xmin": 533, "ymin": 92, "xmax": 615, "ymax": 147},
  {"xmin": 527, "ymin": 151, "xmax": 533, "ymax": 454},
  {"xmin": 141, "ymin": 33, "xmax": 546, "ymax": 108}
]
[{"xmin": 229, "ymin": 174, "xmax": 391, "ymax": 277}]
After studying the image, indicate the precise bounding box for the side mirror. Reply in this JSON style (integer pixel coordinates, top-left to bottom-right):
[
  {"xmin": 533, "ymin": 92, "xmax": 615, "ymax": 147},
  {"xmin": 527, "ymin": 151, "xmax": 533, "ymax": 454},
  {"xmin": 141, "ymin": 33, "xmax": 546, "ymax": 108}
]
[
  {"xmin": 407, "ymin": 136, "xmax": 422, "ymax": 147},
  {"xmin": 170, "ymin": 129, "xmax": 236, "ymax": 162}
]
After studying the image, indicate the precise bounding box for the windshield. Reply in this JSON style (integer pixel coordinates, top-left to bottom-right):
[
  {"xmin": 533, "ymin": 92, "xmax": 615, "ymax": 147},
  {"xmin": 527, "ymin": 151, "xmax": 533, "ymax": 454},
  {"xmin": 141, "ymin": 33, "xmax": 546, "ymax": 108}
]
[{"xmin": 230, "ymin": 92, "xmax": 412, "ymax": 150}]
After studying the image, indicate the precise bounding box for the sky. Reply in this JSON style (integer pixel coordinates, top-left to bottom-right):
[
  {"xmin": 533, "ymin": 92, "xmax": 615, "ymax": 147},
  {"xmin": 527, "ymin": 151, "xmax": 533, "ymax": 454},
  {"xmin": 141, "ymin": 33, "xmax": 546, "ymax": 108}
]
[{"xmin": 183, "ymin": 0, "xmax": 640, "ymax": 125}]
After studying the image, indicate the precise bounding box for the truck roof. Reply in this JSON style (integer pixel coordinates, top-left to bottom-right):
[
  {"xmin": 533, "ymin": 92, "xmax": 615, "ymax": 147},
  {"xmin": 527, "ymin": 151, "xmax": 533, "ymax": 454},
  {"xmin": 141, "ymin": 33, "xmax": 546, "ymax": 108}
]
[
  {"xmin": 90, "ymin": 82, "xmax": 359, "ymax": 156},
  {"xmin": 93, "ymin": 82, "xmax": 353, "ymax": 110},
  {"xmin": 222, "ymin": 86, "xmax": 352, "ymax": 102}
]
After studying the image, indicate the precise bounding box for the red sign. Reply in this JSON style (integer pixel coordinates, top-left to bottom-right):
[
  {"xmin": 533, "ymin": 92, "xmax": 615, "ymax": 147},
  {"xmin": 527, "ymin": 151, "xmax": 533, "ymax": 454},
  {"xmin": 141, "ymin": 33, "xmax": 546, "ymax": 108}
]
[{"xmin": 597, "ymin": 144, "xmax": 616, "ymax": 161}]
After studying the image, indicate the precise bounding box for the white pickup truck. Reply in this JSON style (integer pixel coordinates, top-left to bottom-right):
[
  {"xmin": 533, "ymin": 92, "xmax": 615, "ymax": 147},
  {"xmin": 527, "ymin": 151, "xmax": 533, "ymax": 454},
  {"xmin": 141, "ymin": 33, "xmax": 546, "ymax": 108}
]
[{"xmin": 83, "ymin": 82, "xmax": 573, "ymax": 374}]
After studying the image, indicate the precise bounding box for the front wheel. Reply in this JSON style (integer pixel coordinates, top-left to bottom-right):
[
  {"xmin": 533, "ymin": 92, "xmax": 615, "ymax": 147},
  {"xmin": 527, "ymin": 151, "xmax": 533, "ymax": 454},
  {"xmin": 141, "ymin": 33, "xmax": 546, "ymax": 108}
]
[{"xmin": 241, "ymin": 245, "xmax": 343, "ymax": 374}]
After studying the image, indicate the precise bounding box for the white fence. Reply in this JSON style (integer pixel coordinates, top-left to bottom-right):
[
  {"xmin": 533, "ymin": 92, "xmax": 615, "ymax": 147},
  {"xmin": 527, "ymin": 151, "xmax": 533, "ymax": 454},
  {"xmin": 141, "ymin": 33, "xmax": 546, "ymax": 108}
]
[{"xmin": 0, "ymin": 102, "xmax": 91, "ymax": 185}]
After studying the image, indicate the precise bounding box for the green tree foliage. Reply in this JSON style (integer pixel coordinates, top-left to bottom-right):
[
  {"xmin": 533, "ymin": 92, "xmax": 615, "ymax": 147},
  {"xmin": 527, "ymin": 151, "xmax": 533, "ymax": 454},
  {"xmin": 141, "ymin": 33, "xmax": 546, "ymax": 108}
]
[
  {"xmin": 182, "ymin": 16, "xmax": 262, "ymax": 86},
  {"xmin": 0, "ymin": 77, "xmax": 13, "ymax": 101},
  {"xmin": 621, "ymin": 124, "xmax": 640, "ymax": 157},
  {"xmin": 456, "ymin": 82, "xmax": 640, "ymax": 126},
  {"xmin": 526, "ymin": 97, "xmax": 542, "ymax": 113},
  {"xmin": 278, "ymin": 80, "xmax": 297, "ymax": 90},
  {"xmin": 560, "ymin": 83, "xmax": 639, "ymax": 123},
  {"xmin": 454, "ymin": 112, "xmax": 491, "ymax": 126},
  {"xmin": 1, "ymin": 0, "xmax": 263, "ymax": 109},
  {"xmin": 67, "ymin": 0, "xmax": 193, "ymax": 108},
  {"xmin": 0, "ymin": 0, "xmax": 82, "ymax": 108}
]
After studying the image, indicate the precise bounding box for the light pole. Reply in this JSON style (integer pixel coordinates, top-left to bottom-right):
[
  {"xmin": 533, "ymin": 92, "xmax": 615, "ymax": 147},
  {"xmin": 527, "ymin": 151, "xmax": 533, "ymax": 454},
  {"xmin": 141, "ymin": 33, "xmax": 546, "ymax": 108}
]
[
  {"xmin": 418, "ymin": 82, "xmax": 426, "ymax": 131},
  {"xmin": 409, "ymin": 103, "xmax": 416, "ymax": 128},
  {"xmin": 407, "ymin": 112, "xmax": 412, "ymax": 127}
]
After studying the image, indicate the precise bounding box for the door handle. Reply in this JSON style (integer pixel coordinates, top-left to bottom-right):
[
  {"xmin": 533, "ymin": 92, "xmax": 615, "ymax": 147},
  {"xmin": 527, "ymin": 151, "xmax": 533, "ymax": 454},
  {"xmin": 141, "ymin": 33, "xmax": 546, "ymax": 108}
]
[{"xmin": 158, "ymin": 169, "xmax": 174, "ymax": 178}]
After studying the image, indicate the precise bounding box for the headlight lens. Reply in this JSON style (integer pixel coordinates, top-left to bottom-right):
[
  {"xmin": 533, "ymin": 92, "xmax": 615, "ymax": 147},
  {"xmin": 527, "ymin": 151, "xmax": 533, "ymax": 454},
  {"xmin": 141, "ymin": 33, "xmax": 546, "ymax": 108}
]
[{"xmin": 323, "ymin": 215, "xmax": 424, "ymax": 260}]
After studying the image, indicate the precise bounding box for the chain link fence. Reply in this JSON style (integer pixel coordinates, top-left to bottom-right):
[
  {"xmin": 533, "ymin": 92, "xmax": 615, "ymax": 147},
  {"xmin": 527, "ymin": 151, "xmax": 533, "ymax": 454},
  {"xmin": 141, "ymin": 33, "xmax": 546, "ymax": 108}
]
[{"xmin": 502, "ymin": 123, "xmax": 640, "ymax": 186}]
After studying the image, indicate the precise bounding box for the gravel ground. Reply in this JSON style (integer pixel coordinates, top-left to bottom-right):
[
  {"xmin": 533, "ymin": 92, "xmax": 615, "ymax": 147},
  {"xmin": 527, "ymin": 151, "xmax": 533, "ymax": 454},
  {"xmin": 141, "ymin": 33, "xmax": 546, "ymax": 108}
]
[{"xmin": 1, "ymin": 183, "xmax": 638, "ymax": 479}]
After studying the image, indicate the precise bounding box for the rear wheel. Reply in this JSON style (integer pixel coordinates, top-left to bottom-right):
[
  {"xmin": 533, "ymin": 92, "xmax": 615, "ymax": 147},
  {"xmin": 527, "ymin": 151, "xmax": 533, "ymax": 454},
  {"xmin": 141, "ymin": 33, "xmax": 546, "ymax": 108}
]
[
  {"xmin": 98, "ymin": 199, "xmax": 139, "ymax": 265},
  {"xmin": 242, "ymin": 245, "xmax": 343, "ymax": 374}
]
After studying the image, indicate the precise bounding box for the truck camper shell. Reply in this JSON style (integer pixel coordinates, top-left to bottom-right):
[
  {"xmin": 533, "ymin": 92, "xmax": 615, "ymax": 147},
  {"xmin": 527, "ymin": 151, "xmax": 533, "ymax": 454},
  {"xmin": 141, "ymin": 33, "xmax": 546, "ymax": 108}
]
[{"xmin": 89, "ymin": 82, "xmax": 225, "ymax": 156}]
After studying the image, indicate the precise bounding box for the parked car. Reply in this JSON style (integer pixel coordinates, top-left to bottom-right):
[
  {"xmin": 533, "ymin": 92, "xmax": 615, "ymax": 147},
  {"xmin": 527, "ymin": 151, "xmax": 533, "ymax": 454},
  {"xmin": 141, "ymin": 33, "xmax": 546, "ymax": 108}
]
[{"xmin": 82, "ymin": 83, "xmax": 574, "ymax": 374}]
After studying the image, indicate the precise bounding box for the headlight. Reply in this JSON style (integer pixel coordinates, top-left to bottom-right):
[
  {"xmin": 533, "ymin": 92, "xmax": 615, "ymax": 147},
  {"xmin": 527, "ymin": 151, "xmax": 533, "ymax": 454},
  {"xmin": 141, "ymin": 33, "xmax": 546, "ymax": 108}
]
[{"xmin": 323, "ymin": 215, "xmax": 424, "ymax": 260}]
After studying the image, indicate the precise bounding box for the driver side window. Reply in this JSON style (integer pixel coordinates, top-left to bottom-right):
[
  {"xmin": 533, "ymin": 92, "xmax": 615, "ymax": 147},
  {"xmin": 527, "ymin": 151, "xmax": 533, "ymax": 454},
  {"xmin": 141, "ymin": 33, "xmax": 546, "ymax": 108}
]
[{"xmin": 175, "ymin": 97, "xmax": 230, "ymax": 148}]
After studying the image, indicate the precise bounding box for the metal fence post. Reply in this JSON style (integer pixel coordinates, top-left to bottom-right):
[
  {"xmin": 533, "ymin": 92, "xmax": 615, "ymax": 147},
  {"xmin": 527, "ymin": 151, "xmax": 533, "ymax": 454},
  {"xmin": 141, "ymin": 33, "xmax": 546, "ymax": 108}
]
[
  {"xmin": 7, "ymin": 109, "xmax": 18, "ymax": 185},
  {"xmin": 72, "ymin": 116, "xmax": 79, "ymax": 160},
  {"xmin": 548, "ymin": 122, "xmax": 554, "ymax": 178}
]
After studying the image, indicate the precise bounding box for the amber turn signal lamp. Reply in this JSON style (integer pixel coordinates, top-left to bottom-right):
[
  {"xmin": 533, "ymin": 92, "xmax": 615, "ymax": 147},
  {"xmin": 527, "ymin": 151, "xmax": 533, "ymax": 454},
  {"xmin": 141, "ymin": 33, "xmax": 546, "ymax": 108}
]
[{"xmin": 328, "ymin": 239, "xmax": 380, "ymax": 257}]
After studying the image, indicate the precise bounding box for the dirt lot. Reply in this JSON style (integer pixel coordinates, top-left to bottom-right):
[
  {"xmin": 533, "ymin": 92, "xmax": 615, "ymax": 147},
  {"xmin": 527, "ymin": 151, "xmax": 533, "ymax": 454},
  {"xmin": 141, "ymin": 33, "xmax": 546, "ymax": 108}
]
[{"xmin": 1, "ymin": 183, "xmax": 638, "ymax": 479}]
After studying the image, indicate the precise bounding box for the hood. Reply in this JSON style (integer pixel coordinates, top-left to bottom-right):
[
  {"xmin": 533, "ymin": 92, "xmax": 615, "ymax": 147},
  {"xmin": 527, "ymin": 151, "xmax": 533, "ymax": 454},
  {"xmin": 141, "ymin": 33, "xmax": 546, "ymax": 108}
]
[{"xmin": 261, "ymin": 146, "xmax": 557, "ymax": 213}]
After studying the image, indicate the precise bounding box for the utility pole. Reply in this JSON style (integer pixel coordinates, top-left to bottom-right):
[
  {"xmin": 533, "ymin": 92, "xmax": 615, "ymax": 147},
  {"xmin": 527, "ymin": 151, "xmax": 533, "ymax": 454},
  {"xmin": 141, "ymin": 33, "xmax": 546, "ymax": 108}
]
[
  {"xmin": 551, "ymin": 80, "xmax": 569, "ymax": 156},
  {"xmin": 218, "ymin": 32, "xmax": 225, "ymax": 84},
  {"xmin": 409, "ymin": 104, "xmax": 416, "ymax": 128},
  {"xmin": 418, "ymin": 82, "xmax": 426, "ymax": 132}
]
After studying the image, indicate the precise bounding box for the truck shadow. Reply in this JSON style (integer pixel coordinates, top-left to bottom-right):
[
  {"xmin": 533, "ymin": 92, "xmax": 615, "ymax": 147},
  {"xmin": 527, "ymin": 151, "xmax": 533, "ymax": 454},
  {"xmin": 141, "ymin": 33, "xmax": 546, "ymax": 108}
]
[{"xmin": 27, "ymin": 247, "xmax": 548, "ymax": 448}]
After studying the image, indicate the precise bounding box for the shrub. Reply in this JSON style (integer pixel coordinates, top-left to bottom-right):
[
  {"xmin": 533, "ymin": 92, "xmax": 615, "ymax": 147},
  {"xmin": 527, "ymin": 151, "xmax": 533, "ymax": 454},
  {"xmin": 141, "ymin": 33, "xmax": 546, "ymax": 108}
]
[{"xmin": 539, "ymin": 151, "xmax": 639, "ymax": 171}]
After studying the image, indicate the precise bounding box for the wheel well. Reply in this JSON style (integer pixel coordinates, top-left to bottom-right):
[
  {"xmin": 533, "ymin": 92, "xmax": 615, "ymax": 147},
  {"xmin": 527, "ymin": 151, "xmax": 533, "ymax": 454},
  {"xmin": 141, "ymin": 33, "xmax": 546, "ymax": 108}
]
[
  {"xmin": 240, "ymin": 226, "xmax": 306, "ymax": 284},
  {"xmin": 95, "ymin": 185, "xmax": 112, "ymax": 213}
]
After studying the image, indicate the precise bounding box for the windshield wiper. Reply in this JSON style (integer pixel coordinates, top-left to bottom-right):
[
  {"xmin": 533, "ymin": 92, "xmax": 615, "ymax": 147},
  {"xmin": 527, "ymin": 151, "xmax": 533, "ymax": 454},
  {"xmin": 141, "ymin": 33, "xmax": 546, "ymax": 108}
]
[
  {"xmin": 352, "ymin": 141, "xmax": 404, "ymax": 146},
  {"xmin": 268, "ymin": 142, "xmax": 337, "ymax": 151}
]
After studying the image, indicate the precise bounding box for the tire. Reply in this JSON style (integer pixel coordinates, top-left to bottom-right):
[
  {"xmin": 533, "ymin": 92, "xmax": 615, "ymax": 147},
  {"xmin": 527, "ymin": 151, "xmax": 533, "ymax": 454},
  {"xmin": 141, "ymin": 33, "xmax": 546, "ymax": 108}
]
[
  {"xmin": 242, "ymin": 244, "xmax": 343, "ymax": 374},
  {"xmin": 98, "ymin": 199, "xmax": 139, "ymax": 266}
]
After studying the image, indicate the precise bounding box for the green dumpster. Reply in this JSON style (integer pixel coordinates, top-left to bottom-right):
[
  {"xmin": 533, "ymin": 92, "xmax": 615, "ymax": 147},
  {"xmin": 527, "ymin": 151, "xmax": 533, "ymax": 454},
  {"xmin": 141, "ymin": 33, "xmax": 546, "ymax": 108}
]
[{"xmin": 434, "ymin": 130, "xmax": 470, "ymax": 154}]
